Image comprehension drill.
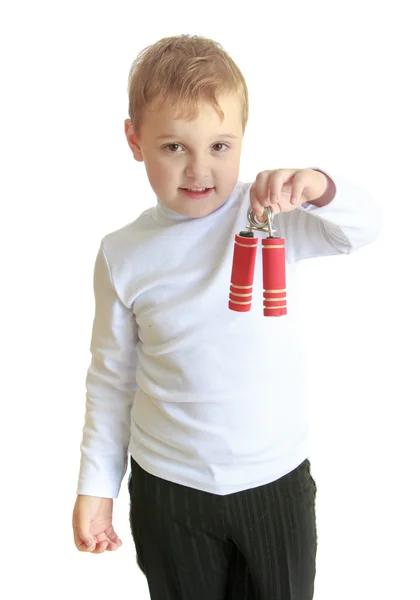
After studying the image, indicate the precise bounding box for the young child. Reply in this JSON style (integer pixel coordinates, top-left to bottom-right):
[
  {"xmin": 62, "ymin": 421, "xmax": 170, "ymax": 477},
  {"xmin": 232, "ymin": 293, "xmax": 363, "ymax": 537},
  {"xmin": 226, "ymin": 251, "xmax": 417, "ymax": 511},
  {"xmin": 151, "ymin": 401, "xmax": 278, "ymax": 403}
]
[{"xmin": 72, "ymin": 34, "xmax": 382, "ymax": 600}]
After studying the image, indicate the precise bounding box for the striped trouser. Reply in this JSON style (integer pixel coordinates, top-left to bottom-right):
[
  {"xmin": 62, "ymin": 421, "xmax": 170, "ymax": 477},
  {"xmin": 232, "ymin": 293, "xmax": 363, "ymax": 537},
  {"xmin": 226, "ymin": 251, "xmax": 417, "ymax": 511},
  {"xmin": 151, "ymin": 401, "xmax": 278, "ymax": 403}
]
[{"xmin": 128, "ymin": 456, "xmax": 318, "ymax": 600}]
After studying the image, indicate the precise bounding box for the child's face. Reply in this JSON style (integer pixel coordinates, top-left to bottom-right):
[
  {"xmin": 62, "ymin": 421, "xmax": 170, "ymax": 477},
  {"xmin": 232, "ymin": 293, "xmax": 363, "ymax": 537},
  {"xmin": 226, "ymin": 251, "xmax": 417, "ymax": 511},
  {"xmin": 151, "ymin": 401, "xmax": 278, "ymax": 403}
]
[{"xmin": 125, "ymin": 93, "xmax": 244, "ymax": 218}]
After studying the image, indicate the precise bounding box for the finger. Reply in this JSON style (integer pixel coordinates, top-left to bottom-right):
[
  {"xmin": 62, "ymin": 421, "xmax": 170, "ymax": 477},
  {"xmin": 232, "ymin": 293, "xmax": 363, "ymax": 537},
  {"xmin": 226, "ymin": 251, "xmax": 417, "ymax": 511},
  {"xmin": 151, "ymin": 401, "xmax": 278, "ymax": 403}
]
[
  {"xmin": 290, "ymin": 170, "xmax": 309, "ymax": 205},
  {"xmin": 254, "ymin": 170, "xmax": 275, "ymax": 206},
  {"xmin": 73, "ymin": 521, "xmax": 96, "ymax": 552},
  {"xmin": 91, "ymin": 532, "xmax": 109, "ymax": 554},
  {"xmin": 249, "ymin": 182, "xmax": 265, "ymax": 219},
  {"xmin": 73, "ymin": 509, "xmax": 96, "ymax": 552},
  {"xmin": 92, "ymin": 531, "xmax": 120, "ymax": 553},
  {"xmin": 75, "ymin": 532, "xmax": 97, "ymax": 552},
  {"xmin": 106, "ymin": 541, "xmax": 121, "ymax": 551},
  {"xmin": 93, "ymin": 540, "xmax": 109, "ymax": 554},
  {"xmin": 76, "ymin": 529, "xmax": 107, "ymax": 553},
  {"xmin": 250, "ymin": 171, "xmax": 274, "ymax": 219},
  {"xmin": 105, "ymin": 526, "xmax": 122, "ymax": 549},
  {"xmin": 269, "ymin": 169, "xmax": 298, "ymax": 211}
]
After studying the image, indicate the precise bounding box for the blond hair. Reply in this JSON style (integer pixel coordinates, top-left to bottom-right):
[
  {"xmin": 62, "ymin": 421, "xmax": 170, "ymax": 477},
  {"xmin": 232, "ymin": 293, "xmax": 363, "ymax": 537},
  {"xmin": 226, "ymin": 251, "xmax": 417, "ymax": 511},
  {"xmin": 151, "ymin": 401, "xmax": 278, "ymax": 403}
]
[{"xmin": 127, "ymin": 34, "xmax": 249, "ymax": 136}]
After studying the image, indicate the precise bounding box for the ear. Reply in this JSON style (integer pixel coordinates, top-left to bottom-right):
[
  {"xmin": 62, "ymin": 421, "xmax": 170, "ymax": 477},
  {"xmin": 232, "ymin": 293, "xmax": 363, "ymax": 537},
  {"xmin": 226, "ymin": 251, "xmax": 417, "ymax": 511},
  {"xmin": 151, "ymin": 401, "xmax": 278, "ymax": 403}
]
[{"xmin": 124, "ymin": 119, "xmax": 144, "ymax": 162}]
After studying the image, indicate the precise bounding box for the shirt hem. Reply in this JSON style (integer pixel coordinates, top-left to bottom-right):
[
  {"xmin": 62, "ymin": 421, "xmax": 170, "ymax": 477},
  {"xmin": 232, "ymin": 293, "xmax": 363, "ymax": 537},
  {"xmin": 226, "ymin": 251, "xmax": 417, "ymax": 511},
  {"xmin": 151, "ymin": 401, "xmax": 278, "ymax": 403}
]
[{"xmin": 128, "ymin": 448, "xmax": 311, "ymax": 496}]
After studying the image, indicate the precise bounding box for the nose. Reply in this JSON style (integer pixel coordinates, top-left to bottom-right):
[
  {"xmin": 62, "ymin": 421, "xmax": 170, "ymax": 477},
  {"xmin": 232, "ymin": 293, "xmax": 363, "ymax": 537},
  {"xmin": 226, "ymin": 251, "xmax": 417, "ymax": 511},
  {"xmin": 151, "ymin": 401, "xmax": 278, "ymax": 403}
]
[{"xmin": 184, "ymin": 154, "xmax": 210, "ymax": 182}]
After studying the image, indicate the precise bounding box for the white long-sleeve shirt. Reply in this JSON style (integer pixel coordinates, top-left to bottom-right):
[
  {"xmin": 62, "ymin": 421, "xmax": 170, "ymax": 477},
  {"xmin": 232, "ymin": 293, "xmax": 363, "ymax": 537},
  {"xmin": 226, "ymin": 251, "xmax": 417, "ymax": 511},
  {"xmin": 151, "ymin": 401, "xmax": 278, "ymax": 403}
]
[{"xmin": 76, "ymin": 169, "xmax": 382, "ymax": 498}]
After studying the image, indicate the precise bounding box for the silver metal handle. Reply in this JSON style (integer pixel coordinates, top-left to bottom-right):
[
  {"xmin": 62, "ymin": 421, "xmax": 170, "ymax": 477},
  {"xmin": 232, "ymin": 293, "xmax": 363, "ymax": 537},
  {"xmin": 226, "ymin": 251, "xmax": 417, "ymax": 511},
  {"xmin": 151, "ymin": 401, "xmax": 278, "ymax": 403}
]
[{"xmin": 247, "ymin": 206, "xmax": 276, "ymax": 236}]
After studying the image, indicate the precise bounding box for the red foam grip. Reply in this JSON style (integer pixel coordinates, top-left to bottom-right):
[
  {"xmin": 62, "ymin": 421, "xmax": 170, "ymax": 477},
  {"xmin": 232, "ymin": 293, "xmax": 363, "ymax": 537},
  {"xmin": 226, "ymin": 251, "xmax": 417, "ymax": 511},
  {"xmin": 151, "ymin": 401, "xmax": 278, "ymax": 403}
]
[
  {"xmin": 262, "ymin": 237, "xmax": 287, "ymax": 317},
  {"xmin": 229, "ymin": 234, "xmax": 258, "ymax": 312}
]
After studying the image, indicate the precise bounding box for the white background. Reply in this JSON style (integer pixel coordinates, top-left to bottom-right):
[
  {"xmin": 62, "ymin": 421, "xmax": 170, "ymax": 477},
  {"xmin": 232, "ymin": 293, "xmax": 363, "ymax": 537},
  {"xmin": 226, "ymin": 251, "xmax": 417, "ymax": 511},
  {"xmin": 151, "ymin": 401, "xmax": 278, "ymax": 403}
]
[{"xmin": 1, "ymin": 1, "xmax": 419, "ymax": 598}]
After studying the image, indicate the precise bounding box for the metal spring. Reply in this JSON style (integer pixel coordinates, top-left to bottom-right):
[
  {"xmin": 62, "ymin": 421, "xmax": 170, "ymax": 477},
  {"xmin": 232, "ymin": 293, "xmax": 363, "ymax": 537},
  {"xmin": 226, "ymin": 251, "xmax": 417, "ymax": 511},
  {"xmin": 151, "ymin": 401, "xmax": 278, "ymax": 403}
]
[{"xmin": 246, "ymin": 206, "xmax": 276, "ymax": 236}]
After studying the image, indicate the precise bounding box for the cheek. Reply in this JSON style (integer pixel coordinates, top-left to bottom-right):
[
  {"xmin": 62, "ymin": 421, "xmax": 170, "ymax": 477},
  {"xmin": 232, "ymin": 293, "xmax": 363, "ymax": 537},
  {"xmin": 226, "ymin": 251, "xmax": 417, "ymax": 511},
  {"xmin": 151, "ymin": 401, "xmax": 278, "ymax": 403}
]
[
  {"xmin": 147, "ymin": 156, "xmax": 178, "ymax": 186},
  {"xmin": 224, "ymin": 155, "xmax": 241, "ymax": 179}
]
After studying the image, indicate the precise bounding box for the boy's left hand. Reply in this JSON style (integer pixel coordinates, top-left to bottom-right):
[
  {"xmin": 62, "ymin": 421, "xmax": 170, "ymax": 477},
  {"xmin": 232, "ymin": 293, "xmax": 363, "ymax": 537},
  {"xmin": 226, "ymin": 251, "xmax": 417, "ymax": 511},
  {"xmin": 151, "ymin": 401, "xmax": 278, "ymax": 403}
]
[{"xmin": 249, "ymin": 168, "xmax": 329, "ymax": 220}]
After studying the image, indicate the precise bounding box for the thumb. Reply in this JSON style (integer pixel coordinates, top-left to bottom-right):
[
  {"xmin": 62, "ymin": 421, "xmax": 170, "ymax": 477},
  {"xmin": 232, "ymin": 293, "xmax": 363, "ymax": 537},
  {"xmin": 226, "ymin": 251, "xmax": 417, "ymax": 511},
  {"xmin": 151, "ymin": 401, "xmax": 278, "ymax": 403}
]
[
  {"xmin": 73, "ymin": 517, "xmax": 96, "ymax": 551},
  {"xmin": 80, "ymin": 530, "xmax": 96, "ymax": 551}
]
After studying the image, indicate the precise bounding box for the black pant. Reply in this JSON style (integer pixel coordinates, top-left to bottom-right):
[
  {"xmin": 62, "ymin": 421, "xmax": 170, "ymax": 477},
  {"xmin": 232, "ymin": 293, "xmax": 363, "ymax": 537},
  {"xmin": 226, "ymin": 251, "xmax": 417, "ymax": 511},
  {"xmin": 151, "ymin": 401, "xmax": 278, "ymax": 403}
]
[{"xmin": 128, "ymin": 456, "xmax": 317, "ymax": 600}]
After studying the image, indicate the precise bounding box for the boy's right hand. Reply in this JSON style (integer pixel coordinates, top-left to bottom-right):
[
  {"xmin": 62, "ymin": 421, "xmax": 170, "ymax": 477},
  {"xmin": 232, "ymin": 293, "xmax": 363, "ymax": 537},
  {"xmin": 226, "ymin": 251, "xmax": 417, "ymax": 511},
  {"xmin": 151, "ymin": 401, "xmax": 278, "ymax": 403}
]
[{"xmin": 72, "ymin": 495, "xmax": 122, "ymax": 553}]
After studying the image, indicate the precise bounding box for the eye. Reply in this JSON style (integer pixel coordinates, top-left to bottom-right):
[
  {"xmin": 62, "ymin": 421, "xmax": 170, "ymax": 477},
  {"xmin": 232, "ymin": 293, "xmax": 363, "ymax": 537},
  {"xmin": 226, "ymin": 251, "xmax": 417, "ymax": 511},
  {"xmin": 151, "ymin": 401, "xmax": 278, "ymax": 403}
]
[
  {"xmin": 212, "ymin": 143, "xmax": 228, "ymax": 152},
  {"xmin": 164, "ymin": 143, "xmax": 183, "ymax": 153}
]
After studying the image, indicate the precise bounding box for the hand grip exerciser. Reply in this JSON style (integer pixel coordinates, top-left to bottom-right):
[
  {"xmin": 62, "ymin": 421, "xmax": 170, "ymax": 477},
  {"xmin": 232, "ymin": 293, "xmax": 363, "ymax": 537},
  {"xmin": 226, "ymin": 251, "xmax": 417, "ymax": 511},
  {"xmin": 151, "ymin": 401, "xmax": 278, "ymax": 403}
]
[{"xmin": 228, "ymin": 207, "xmax": 286, "ymax": 316}]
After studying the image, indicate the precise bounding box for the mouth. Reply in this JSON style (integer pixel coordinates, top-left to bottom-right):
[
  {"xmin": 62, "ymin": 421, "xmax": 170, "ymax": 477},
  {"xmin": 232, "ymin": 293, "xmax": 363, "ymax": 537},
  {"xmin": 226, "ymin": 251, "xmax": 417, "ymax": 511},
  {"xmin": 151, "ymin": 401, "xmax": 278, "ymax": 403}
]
[{"xmin": 179, "ymin": 187, "xmax": 215, "ymax": 199}]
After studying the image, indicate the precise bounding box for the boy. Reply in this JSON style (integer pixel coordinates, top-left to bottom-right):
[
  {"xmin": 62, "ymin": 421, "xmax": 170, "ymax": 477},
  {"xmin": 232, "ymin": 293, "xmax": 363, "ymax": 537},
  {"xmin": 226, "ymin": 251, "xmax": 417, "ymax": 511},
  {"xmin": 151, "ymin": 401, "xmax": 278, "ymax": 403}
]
[{"xmin": 72, "ymin": 34, "xmax": 381, "ymax": 600}]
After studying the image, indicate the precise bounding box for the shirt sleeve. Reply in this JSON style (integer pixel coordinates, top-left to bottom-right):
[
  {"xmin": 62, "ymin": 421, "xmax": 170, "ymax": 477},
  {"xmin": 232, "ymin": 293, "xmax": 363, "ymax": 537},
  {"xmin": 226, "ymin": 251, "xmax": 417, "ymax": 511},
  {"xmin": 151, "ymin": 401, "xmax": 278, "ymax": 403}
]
[
  {"xmin": 76, "ymin": 242, "xmax": 138, "ymax": 498},
  {"xmin": 277, "ymin": 168, "xmax": 383, "ymax": 263}
]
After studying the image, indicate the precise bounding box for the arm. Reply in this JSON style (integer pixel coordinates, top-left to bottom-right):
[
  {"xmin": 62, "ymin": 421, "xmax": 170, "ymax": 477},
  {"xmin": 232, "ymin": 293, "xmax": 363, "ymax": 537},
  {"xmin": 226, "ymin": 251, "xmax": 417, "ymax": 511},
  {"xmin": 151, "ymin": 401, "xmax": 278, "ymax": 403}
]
[
  {"xmin": 76, "ymin": 243, "xmax": 138, "ymax": 499},
  {"xmin": 280, "ymin": 168, "xmax": 383, "ymax": 263}
]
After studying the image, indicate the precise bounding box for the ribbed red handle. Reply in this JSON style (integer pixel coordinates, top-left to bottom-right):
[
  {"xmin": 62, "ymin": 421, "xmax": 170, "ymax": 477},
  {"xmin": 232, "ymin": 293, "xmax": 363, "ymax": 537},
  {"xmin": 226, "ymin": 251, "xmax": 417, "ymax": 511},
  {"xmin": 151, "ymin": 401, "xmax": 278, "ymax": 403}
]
[
  {"xmin": 229, "ymin": 234, "xmax": 258, "ymax": 312},
  {"xmin": 262, "ymin": 237, "xmax": 287, "ymax": 316}
]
